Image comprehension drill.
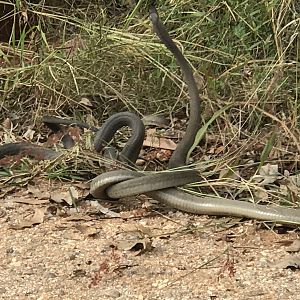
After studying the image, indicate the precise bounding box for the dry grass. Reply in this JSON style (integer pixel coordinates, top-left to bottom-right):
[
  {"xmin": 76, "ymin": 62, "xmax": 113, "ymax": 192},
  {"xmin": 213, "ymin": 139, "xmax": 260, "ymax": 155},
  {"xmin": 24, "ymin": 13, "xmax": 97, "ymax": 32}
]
[{"xmin": 0, "ymin": 0, "xmax": 300, "ymax": 210}]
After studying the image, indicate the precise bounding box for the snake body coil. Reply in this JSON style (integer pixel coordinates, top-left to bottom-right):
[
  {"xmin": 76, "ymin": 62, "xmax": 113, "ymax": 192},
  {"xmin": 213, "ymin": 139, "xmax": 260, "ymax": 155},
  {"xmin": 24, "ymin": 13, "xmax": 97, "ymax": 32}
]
[
  {"xmin": 90, "ymin": 8, "xmax": 300, "ymax": 225},
  {"xmin": 2, "ymin": 8, "xmax": 300, "ymax": 225},
  {"xmin": 0, "ymin": 112, "xmax": 145, "ymax": 165}
]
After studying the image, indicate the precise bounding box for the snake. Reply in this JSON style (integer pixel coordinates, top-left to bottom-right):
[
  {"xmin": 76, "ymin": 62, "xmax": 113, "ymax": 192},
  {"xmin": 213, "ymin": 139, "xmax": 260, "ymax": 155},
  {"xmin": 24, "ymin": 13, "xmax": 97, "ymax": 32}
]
[
  {"xmin": 89, "ymin": 7, "xmax": 300, "ymax": 225},
  {"xmin": 0, "ymin": 142, "xmax": 59, "ymax": 161},
  {"xmin": 149, "ymin": 8, "xmax": 201, "ymax": 168},
  {"xmin": 1, "ymin": 8, "xmax": 299, "ymax": 224},
  {"xmin": 0, "ymin": 112, "xmax": 145, "ymax": 163}
]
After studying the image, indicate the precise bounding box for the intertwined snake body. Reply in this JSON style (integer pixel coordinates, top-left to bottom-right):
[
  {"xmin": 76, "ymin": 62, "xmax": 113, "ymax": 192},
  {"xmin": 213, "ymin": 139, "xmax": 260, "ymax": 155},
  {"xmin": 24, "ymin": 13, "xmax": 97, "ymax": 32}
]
[
  {"xmin": 90, "ymin": 8, "xmax": 300, "ymax": 225},
  {"xmin": 1, "ymin": 8, "xmax": 300, "ymax": 225}
]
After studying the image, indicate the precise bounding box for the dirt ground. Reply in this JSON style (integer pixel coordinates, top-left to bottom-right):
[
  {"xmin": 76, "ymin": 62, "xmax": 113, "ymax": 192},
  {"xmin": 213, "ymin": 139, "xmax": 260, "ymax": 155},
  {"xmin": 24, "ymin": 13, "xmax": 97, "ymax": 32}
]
[{"xmin": 1, "ymin": 182, "xmax": 300, "ymax": 300}]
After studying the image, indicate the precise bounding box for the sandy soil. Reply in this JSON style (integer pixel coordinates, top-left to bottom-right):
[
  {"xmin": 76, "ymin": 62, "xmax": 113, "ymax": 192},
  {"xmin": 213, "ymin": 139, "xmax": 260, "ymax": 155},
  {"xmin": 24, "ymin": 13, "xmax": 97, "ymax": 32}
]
[{"xmin": 0, "ymin": 184, "xmax": 300, "ymax": 300}]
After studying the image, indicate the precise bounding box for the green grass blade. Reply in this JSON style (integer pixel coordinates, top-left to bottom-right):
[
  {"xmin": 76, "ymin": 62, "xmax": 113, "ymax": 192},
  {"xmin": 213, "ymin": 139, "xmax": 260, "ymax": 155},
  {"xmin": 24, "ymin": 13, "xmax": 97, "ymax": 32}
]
[
  {"xmin": 187, "ymin": 104, "xmax": 233, "ymax": 159},
  {"xmin": 124, "ymin": 0, "xmax": 145, "ymax": 29},
  {"xmin": 258, "ymin": 132, "xmax": 277, "ymax": 170}
]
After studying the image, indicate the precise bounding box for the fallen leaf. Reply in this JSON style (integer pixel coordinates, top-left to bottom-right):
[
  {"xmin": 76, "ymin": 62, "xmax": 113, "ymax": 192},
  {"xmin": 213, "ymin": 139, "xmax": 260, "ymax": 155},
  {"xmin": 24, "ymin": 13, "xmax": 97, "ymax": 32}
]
[
  {"xmin": 50, "ymin": 187, "xmax": 79, "ymax": 205},
  {"xmin": 289, "ymin": 174, "xmax": 300, "ymax": 187},
  {"xmin": 44, "ymin": 131, "xmax": 64, "ymax": 147},
  {"xmin": 27, "ymin": 185, "xmax": 51, "ymax": 199},
  {"xmin": 155, "ymin": 149, "xmax": 173, "ymax": 161},
  {"xmin": 67, "ymin": 127, "xmax": 82, "ymax": 143},
  {"xmin": 3, "ymin": 118, "xmax": 13, "ymax": 129},
  {"xmin": 284, "ymin": 174, "xmax": 300, "ymax": 198},
  {"xmin": 272, "ymin": 255, "xmax": 300, "ymax": 269},
  {"xmin": 50, "ymin": 192, "xmax": 64, "ymax": 203},
  {"xmin": 143, "ymin": 136, "xmax": 177, "ymax": 150},
  {"xmin": 64, "ymin": 35, "xmax": 85, "ymax": 58},
  {"xmin": 132, "ymin": 224, "xmax": 152, "ymax": 237},
  {"xmin": 11, "ymin": 207, "xmax": 46, "ymax": 229},
  {"xmin": 30, "ymin": 207, "xmax": 46, "ymax": 223},
  {"xmin": 115, "ymin": 238, "xmax": 153, "ymax": 255},
  {"xmin": 252, "ymin": 164, "xmax": 282, "ymax": 186},
  {"xmin": 23, "ymin": 127, "xmax": 35, "ymax": 141},
  {"xmin": 21, "ymin": 9, "xmax": 28, "ymax": 23},
  {"xmin": 253, "ymin": 188, "xmax": 269, "ymax": 201},
  {"xmin": 75, "ymin": 224, "xmax": 100, "ymax": 237},
  {"xmin": 215, "ymin": 145, "xmax": 225, "ymax": 154},
  {"xmin": 286, "ymin": 240, "xmax": 300, "ymax": 252},
  {"xmin": 144, "ymin": 129, "xmax": 177, "ymax": 150},
  {"xmin": 119, "ymin": 208, "xmax": 148, "ymax": 219},
  {"xmin": 219, "ymin": 169, "xmax": 240, "ymax": 180},
  {"xmin": 68, "ymin": 186, "xmax": 79, "ymax": 205},
  {"xmin": 93, "ymin": 202, "xmax": 122, "ymax": 218},
  {"xmin": 79, "ymin": 97, "xmax": 93, "ymax": 107},
  {"xmin": 143, "ymin": 148, "xmax": 172, "ymax": 162}
]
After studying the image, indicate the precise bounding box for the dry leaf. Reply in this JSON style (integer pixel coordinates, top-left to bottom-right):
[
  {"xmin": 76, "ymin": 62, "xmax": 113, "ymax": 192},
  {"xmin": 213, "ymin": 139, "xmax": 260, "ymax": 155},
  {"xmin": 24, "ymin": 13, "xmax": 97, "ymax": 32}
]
[
  {"xmin": 68, "ymin": 186, "xmax": 79, "ymax": 204},
  {"xmin": 11, "ymin": 207, "xmax": 46, "ymax": 229},
  {"xmin": 143, "ymin": 136, "xmax": 177, "ymax": 150},
  {"xmin": 283, "ymin": 174, "xmax": 300, "ymax": 198},
  {"xmin": 50, "ymin": 187, "xmax": 78, "ymax": 205},
  {"xmin": 67, "ymin": 127, "xmax": 82, "ymax": 143},
  {"xmin": 94, "ymin": 203, "xmax": 122, "ymax": 218},
  {"xmin": 23, "ymin": 128, "xmax": 35, "ymax": 141},
  {"xmin": 75, "ymin": 224, "xmax": 100, "ymax": 237},
  {"xmin": 215, "ymin": 145, "xmax": 225, "ymax": 154},
  {"xmin": 21, "ymin": 7, "xmax": 28, "ymax": 23},
  {"xmin": 122, "ymin": 224, "xmax": 152, "ymax": 237},
  {"xmin": 259, "ymin": 164, "xmax": 280, "ymax": 176},
  {"xmin": 30, "ymin": 207, "xmax": 46, "ymax": 223},
  {"xmin": 50, "ymin": 192, "xmax": 64, "ymax": 203},
  {"xmin": 64, "ymin": 35, "xmax": 85, "ymax": 57},
  {"xmin": 253, "ymin": 188, "xmax": 269, "ymax": 201},
  {"xmin": 286, "ymin": 240, "xmax": 300, "ymax": 253},
  {"xmin": 219, "ymin": 169, "xmax": 240, "ymax": 180},
  {"xmin": 143, "ymin": 148, "xmax": 173, "ymax": 162},
  {"xmin": 272, "ymin": 255, "xmax": 300, "ymax": 269},
  {"xmin": 115, "ymin": 238, "xmax": 153, "ymax": 255},
  {"xmin": 289, "ymin": 174, "xmax": 300, "ymax": 187},
  {"xmin": 3, "ymin": 118, "xmax": 13, "ymax": 130},
  {"xmin": 144, "ymin": 129, "xmax": 177, "ymax": 150},
  {"xmin": 119, "ymin": 208, "xmax": 148, "ymax": 219},
  {"xmin": 253, "ymin": 164, "xmax": 282, "ymax": 186},
  {"xmin": 79, "ymin": 97, "xmax": 93, "ymax": 107},
  {"xmin": 27, "ymin": 185, "xmax": 51, "ymax": 200},
  {"xmin": 133, "ymin": 224, "xmax": 152, "ymax": 237}
]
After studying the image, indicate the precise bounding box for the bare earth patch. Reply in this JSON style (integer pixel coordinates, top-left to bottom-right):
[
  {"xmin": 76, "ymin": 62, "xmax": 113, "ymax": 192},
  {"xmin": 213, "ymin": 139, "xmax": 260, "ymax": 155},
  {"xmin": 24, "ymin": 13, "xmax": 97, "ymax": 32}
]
[{"xmin": 0, "ymin": 185, "xmax": 300, "ymax": 300}]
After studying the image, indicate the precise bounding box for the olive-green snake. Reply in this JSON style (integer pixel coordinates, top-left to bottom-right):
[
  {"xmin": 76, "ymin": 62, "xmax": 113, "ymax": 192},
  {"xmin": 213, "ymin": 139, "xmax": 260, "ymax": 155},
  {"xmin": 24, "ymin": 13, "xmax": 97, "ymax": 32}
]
[
  {"xmin": 1, "ymin": 7, "xmax": 299, "ymax": 225},
  {"xmin": 90, "ymin": 7, "xmax": 300, "ymax": 225}
]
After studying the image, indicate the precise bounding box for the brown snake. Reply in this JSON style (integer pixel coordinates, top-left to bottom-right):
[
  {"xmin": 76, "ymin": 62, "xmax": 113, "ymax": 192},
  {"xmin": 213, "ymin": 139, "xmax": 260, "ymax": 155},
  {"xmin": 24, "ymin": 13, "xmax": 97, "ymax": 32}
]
[
  {"xmin": 90, "ymin": 7, "xmax": 300, "ymax": 225},
  {"xmin": 0, "ymin": 112, "xmax": 146, "ymax": 164}
]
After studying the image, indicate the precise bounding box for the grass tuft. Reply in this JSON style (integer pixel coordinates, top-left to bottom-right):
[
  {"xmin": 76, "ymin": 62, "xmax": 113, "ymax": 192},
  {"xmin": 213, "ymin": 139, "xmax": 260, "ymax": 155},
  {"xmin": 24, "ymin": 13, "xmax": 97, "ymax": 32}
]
[{"xmin": 0, "ymin": 0, "xmax": 299, "ymax": 209}]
